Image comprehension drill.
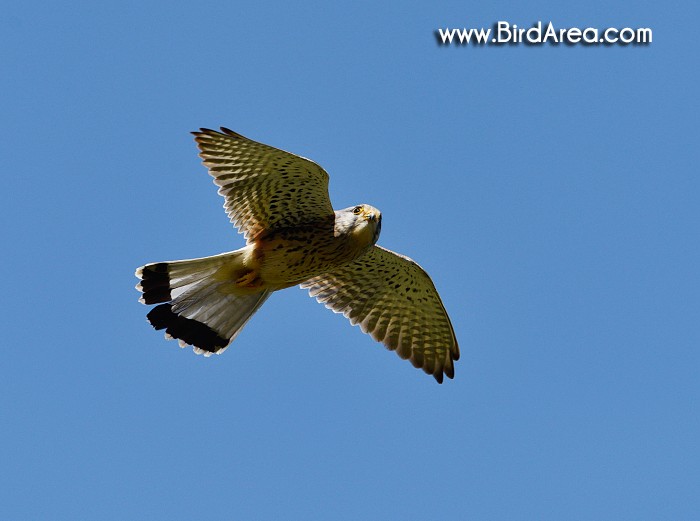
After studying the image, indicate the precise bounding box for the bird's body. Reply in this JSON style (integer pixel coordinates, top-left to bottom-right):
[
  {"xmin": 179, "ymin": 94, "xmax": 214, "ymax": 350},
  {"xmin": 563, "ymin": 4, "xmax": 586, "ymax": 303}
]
[
  {"xmin": 136, "ymin": 128, "xmax": 459, "ymax": 382},
  {"xmin": 250, "ymin": 205, "xmax": 381, "ymax": 289}
]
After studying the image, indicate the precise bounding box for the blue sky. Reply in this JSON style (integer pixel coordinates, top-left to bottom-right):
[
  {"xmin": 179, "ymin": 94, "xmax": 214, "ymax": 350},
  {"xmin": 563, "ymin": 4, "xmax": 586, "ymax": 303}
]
[{"xmin": 2, "ymin": 1, "xmax": 698, "ymax": 519}]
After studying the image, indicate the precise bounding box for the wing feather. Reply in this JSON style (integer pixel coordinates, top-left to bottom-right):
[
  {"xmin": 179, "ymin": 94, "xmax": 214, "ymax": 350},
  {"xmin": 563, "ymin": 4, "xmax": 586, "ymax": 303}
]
[
  {"xmin": 301, "ymin": 245, "xmax": 459, "ymax": 383},
  {"xmin": 192, "ymin": 127, "xmax": 334, "ymax": 240}
]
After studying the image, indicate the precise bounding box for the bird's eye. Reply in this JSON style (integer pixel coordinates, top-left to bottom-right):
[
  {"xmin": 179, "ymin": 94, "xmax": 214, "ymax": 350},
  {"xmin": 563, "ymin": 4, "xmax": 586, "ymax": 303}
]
[{"xmin": 352, "ymin": 206, "xmax": 362, "ymax": 215}]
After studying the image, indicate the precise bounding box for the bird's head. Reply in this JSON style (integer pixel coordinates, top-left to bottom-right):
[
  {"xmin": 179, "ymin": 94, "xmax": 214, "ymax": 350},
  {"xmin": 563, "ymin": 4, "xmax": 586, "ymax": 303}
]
[{"xmin": 335, "ymin": 204, "xmax": 382, "ymax": 247}]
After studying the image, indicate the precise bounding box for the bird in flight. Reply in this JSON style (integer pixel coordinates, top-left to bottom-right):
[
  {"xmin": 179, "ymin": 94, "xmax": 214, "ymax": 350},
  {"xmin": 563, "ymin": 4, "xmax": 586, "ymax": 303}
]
[{"xmin": 135, "ymin": 128, "xmax": 459, "ymax": 382}]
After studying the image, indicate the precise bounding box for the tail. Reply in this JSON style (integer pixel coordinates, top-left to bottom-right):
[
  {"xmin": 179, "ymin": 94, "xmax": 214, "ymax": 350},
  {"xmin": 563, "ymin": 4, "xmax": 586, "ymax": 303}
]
[{"xmin": 135, "ymin": 250, "xmax": 272, "ymax": 355}]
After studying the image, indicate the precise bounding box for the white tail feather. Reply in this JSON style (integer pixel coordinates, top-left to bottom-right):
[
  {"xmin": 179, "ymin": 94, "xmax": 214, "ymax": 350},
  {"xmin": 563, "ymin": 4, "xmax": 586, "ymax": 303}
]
[{"xmin": 136, "ymin": 248, "xmax": 272, "ymax": 354}]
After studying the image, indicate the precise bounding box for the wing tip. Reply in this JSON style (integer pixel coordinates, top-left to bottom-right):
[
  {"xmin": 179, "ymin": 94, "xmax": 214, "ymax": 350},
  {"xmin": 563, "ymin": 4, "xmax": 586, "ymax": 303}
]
[
  {"xmin": 191, "ymin": 127, "xmax": 213, "ymax": 138},
  {"xmin": 432, "ymin": 364, "xmax": 456, "ymax": 384},
  {"xmin": 191, "ymin": 127, "xmax": 247, "ymax": 140},
  {"xmin": 452, "ymin": 338, "xmax": 460, "ymax": 361},
  {"xmin": 443, "ymin": 364, "xmax": 455, "ymax": 381},
  {"xmin": 220, "ymin": 126, "xmax": 246, "ymax": 138}
]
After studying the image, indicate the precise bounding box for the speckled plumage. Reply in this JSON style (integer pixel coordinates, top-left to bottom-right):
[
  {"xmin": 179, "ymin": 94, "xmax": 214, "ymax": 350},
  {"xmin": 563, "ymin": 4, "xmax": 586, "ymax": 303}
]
[
  {"xmin": 195, "ymin": 127, "xmax": 334, "ymax": 242},
  {"xmin": 302, "ymin": 246, "xmax": 458, "ymax": 381},
  {"xmin": 136, "ymin": 127, "xmax": 459, "ymax": 382}
]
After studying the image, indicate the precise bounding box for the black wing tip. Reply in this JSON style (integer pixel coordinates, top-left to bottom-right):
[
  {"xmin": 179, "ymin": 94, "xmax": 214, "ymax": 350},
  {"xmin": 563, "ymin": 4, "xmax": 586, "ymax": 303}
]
[
  {"xmin": 191, "ymin": 127, "xmax": 247, "ymax": 140},
  {"xmin": 191, "ymin": 127, "xmax": 217, "ymax": 140},
  {"xmin": 220, "ymin": 126, "xmax": 245, "ymax": 138},
  {"xmin": 146, "ymin": 304, "xmax": 229, "ymax": 353},
  {"xmin": 432, "ymin": 351, "xmax": 458, "ymax": 383},
  {"xmin": 432, "ymin": 368, "xmax": 456, "ymax": 384}
]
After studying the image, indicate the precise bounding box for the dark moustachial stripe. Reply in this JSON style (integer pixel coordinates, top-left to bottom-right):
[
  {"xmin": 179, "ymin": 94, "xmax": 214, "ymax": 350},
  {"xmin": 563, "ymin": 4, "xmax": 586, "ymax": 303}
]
[
  {"xmin": 147, "ymin": 304, "xmax": 229, "ymax": 353},
  {"xmin": 139, "ymin": 263, "xmax": 172, "ymax": 304}
]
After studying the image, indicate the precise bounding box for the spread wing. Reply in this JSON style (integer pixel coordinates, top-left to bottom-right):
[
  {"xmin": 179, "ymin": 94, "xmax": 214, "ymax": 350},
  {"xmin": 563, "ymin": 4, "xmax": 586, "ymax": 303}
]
[
  {"xmin": 192, "ymin": 127, "xmax": 334, "ymax": 241},
  {"xmin": 301, "ymin": 245, "xmax": 460, "ymax": 383}
]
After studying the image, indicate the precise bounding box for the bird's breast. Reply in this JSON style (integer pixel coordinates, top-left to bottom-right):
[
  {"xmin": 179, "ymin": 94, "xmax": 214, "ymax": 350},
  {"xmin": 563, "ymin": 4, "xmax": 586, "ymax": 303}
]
[{"xmin": 253, "ymin": 225, "xmax": 364, "ymax": 287}]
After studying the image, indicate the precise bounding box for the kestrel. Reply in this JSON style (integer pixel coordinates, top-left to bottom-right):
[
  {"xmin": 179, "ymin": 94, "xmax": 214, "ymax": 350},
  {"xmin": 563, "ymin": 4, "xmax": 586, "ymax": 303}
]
[{"xmin": 135, "ymin": 128, "xmax": 459, "ymax": 382}]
